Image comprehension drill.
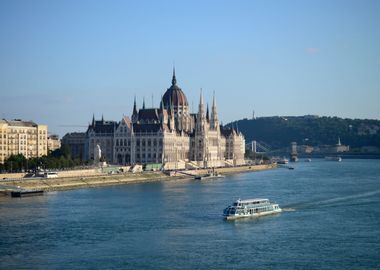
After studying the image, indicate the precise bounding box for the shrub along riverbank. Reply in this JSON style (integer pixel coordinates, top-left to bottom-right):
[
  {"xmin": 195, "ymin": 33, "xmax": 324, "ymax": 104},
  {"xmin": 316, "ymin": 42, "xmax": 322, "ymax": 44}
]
[{"xmin": 0, "ymin": 145, "xmax": 87, "ymax": 173}]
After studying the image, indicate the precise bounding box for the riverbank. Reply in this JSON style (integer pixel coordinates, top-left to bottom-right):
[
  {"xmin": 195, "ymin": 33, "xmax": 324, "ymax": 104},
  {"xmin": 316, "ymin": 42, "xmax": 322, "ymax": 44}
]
[{"xmin": 0, "ymin": 164, "xmax": 276, "ymax": 192}]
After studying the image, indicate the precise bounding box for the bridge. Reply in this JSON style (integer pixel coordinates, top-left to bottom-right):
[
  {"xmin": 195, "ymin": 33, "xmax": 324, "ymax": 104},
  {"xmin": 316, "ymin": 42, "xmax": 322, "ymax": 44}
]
[
  {"xmin": 245, "ymin": 140, "xmax": 272, "ymax": 153},
  {"xmin": 245, "ymin": 140, "xmax": 292, "ymax": 155}
]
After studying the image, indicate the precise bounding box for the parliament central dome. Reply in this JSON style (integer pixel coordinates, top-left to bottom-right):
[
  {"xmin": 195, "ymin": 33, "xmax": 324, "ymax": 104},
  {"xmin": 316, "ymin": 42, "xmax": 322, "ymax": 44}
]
[{"xmin": 162, "ymin": 69, "xmax": 188, "ymax": 108}]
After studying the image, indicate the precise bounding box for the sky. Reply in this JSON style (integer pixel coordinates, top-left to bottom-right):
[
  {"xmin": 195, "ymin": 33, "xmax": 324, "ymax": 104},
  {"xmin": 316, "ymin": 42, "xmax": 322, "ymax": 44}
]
[{"xmin": 0, "ymin": 0, "xmax": 379, "ymax": 136}]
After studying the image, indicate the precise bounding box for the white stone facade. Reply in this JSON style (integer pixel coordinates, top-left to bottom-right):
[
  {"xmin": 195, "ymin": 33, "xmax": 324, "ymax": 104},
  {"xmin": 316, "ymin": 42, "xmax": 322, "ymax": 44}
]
[{"xmin": 86, "ymin": 71, "xmax": 245, "ymax": 168}]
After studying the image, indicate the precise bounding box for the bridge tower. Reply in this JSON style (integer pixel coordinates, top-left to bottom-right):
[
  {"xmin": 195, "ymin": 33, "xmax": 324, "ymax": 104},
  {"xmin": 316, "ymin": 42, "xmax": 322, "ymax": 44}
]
[{"xmin": 290, "ymin": 142, "xmax": 298, "ymax": 162}]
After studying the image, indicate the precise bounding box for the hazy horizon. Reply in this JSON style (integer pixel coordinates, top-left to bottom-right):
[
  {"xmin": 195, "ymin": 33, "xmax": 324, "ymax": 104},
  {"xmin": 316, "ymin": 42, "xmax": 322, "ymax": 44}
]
[{"xmin": 1, "ymin": 0, "xmax": 379, "ymax": 137}]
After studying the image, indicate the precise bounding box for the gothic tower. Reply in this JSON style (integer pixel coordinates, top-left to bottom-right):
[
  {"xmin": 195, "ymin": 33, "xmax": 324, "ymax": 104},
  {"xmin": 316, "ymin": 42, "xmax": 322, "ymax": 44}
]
[{"xmin": 210, "ymin": 92, "xmax": 219, "ymax": 130}]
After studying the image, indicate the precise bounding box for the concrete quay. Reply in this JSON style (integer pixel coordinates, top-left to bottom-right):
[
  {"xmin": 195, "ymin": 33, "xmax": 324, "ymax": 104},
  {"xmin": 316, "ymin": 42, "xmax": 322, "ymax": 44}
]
[{"xmin": 0, "ymin": 164, "xmax": 276, "ymax": 192}]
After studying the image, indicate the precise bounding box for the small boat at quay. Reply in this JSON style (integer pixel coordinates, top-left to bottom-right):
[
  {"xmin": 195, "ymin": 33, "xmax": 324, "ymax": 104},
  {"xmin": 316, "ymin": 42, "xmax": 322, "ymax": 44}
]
[
  {"xmin": 271, "ymin": 157, "xmax": 289, "ymax": 164},
  {"xmin": 194, "ymin": 171, "xmax": 225, "ymax": 180},
  {"xmin": 277, "ymin": 158, "xmax": 289, "ymax": 164},
  {"xmin": 325, "ymin": 156, "xmax": 342, "ymax": 162},
  {"xmin": 11, "ymin": 189, "xmax": 44, "ymax": 198},
  {"xmin": 223, "ymin": 198, "xmax": 282, "ymax": 220}
]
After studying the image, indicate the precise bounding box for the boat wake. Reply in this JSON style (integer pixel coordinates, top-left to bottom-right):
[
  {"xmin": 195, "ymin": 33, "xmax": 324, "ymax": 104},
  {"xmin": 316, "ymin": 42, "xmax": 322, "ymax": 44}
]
[
  {"xmin": 284, "ymin": 190, "xmax": 380, "ymax": 210},
  {"xmin": 316, "ymin": 190, "xmax": 380, "ymax": 205},
  {"xmin": 282, "ymin": 208, "xmax": 296, "ymax": 212}
]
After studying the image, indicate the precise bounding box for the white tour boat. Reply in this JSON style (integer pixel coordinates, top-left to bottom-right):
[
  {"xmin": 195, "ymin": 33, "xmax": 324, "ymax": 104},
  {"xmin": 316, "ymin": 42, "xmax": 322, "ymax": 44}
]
[{"xmin": 223, "ymin": 198, "xmax": 282, "ymax": 220}]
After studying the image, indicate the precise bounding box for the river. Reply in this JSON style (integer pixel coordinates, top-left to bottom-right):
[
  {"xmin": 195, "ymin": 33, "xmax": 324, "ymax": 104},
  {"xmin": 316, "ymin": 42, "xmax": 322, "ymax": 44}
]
[{"xmin": 1, "ymin": 159, "xmax": 379, "ymax": 269}]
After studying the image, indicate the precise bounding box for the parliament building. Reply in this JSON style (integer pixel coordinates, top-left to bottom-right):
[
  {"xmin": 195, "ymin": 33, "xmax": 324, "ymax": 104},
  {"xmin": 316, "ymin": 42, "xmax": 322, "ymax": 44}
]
[{"xmin": 85, "ymin": 70, "xmax": 245, "ymax": 169}]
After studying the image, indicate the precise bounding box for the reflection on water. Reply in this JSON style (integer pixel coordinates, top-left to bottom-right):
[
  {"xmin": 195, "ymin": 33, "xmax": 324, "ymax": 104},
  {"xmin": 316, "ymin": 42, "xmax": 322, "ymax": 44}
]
[{"xmin": 0, "ymin": 194, "xmax": 49, "ymax": 221}]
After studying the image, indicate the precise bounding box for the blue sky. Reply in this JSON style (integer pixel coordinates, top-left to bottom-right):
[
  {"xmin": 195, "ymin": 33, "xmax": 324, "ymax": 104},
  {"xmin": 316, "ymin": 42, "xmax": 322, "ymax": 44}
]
[{"xmin": 0, "ymin": 0, "xmax": 379, "ymax": 136}]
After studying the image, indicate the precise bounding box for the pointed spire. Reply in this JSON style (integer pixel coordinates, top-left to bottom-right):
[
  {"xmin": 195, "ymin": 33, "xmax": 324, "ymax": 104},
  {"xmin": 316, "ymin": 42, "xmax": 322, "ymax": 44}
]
[
  {"xmin": 211, "ymin": 91, "xmax": 219, "ymax": 129},
  {"xmin": 101, "ymin": 114, "xmax": 104, "ymax": 122},
  {"xmin": 92, "ymin": 113, "xmax": 95, "ymax": 126},
  {"xmin": 197, "ymin": 88, "xmax": 205, "ymax": 123},
  {"xmin": 172, "ymin": 66, "xmax": 177, "ymax": 85},
  {"xmin": 212, "ymin": 90, "xmax": 217, "ymax": 109},
  {"xmin": 206, "ymin": 104, "xmax": 209, "ymax": 121},
  {"xmin": 132, "ymin": 96, "xmax": 139, "ymax": 123},
  {"xmin": 133, "ymin": 95, "xmax": 137, "ymax": 115},
  {"xmin": 142, "ymin": 97, "xmax": 146, "ymax": 109},
  {"xmin": 199, "ymin": 88, "xmax": 204, "ymax": 106}
]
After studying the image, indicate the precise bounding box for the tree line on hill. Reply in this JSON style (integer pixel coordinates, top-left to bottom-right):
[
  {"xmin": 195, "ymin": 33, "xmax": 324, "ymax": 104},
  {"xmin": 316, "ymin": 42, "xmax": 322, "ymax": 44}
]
[
  {"xmin": 0, "ymin": 145, "xmax": 86, "ymax": 173},
  {"xmin": 228, "ymin": 116, "xmax": 380, "ymax": 150}
]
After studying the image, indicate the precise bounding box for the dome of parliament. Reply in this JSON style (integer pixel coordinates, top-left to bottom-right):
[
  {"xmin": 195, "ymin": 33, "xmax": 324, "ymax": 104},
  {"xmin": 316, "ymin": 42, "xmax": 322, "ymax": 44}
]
[{"xmin": 162, "ymin": 69, "xmax": 188, "ymax": 108}]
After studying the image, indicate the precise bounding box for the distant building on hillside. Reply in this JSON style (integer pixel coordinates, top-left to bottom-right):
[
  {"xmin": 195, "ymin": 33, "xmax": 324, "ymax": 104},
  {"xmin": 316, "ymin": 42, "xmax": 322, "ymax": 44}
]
[
  {"xmin": 357, "ymin": 123, "xmax": 379, "ymax": 135},
  {"xmin": 299, "ymin": 138, "xmax": 349, "ymax": 154},
  {"xmin": 334, "ymin": 137, "xmax": 350, "ymax": 153},
  {"xmin": 301, "ymin": 115, "xmax": 319, "ymax": 119},
  {"xmin": 0, "ymin": 119, "xmax": 48, "ymax": 164}
]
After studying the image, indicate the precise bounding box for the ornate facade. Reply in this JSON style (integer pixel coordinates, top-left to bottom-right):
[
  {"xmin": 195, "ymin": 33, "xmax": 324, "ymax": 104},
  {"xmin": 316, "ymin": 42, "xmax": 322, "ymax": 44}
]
[
  {"xmin": 85, "ymin": 70, "xmax": 245, "ymax": 168},
  {"xmin": 85, "ymin": 116, "xmax": 117, "ymax": 163}
]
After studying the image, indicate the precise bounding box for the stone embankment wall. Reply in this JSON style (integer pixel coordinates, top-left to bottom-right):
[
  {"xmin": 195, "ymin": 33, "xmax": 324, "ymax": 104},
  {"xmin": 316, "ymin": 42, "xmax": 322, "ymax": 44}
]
[
  {"xmin": 0, "ymin": 164, "xmax": 276, "ymax": 192},
  {"xmin": 0, "ymin": 172, "xmax": 25, "ymax": 179},
  {"xmin": 182, "ymin": 164, "xmax": 276, "ymax": 176},
  {"xmin": 0, "ymin": 168, "xmax": 103, "ymax": 180},
  {"xmin": 56, "ymin": 169, "xmax": 102, "ymax": 178},
  {"xmin": 2, "ymin": 171, "xmax": 172, "ymax": 191}
]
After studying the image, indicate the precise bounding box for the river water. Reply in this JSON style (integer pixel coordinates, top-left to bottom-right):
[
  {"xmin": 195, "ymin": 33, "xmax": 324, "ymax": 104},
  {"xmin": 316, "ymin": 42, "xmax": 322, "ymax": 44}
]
[{"xmin": 1, "ymin": 159, "xmax": 379, "ymax": 269}]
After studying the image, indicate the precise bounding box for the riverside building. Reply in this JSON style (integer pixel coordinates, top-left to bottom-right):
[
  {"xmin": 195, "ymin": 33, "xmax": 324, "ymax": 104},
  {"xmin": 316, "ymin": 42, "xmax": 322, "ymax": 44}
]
[
  {"xmin": 0, "ymin": 119, "xmax": 48, "ymax": 164},
  {"xmin": 61, "ymin": 132, "xmax": 86, "ymax": 160},
  {"xmin": 82, "ymin": 70, "xmax": 245, "ymax": 169},
  {"xmin": 47, "ymin": 134, "xmax": 61, "ymax": 153}
]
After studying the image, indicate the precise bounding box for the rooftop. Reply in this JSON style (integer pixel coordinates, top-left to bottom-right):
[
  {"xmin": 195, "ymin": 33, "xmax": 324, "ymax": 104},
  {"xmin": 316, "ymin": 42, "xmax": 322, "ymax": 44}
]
[{"xmin": 1, "ymin": 119, "xmax": 39, "ymax": 127}]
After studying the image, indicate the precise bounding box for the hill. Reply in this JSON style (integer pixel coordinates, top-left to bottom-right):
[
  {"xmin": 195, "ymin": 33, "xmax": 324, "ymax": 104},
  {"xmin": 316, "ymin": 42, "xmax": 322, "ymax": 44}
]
[{"xmin": 228, "ymin": 116, "xmax": 380, "ymax": 150}]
